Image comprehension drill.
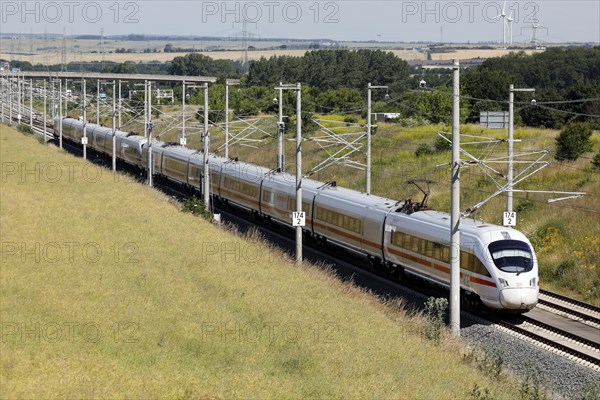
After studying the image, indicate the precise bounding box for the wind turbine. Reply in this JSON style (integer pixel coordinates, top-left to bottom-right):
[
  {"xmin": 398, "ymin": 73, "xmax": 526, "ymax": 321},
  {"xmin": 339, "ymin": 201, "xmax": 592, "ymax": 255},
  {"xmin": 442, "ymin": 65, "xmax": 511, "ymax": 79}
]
[
  {"xmin": 521, "ymin": 21, "xmax": 548, "ymax": 47},
  {"xmin": 507, "ymin": 10, "xmax": 514, "ymax": 46},
  {"xmin": 494, "ymin": 1, "xmax": 509, "ymax": 45}
]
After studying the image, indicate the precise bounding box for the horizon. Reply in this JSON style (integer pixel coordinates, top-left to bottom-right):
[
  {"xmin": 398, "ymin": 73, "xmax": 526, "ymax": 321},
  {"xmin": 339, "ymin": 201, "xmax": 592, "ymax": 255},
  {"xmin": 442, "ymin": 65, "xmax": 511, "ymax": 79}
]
[{"xmin": 0, "ymin": 1, "xmax": 598, "ymax": 45}]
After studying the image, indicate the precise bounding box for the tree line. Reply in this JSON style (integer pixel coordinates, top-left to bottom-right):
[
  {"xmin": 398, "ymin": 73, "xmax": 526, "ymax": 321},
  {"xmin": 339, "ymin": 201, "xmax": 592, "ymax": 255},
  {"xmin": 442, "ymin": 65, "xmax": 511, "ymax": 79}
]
[{"xmin": 5, "ymin": 46, "xmax": 599, "ymax": 130}]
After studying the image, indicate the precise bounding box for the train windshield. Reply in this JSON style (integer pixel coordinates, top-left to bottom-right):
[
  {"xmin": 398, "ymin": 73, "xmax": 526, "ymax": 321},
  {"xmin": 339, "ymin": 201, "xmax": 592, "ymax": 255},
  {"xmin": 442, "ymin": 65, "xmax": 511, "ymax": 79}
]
[{"xmin": 488, "ymin": 240, "xmax": 533, "ymax": 274}]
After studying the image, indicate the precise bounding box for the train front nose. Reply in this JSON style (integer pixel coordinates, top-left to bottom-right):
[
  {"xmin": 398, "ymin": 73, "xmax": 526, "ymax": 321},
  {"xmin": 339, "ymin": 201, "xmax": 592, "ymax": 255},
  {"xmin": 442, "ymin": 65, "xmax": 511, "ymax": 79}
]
[{"xmin": 499, "ymin": 288, "xmax": 538, "ymax": 310}]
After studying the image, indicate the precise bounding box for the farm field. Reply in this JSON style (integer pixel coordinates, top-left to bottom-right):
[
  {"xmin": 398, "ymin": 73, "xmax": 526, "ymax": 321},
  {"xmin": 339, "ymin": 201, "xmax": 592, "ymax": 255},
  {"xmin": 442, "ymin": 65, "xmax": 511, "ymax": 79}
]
[
  {"xmin": 0, "ymin": 37, "xmax": 543, "ymax": 65},
  {"xmin": 0, "ymin": 123, "xmax": 528, "ymax": 398}
]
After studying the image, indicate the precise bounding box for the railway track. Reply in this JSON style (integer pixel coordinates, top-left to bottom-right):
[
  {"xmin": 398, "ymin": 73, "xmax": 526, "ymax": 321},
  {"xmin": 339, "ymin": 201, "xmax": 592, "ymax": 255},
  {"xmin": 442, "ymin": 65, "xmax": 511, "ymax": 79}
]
[
  {"xmin": 492, "ymin": 310, "xmax": 600, "ymax": 370},
  {"xmin": 2, "ymin": 105, "xmax": 600, "ymax": 371},
  {"xmin": 538, "ymin": 289, "xmax": 600, "ymax": 328}
]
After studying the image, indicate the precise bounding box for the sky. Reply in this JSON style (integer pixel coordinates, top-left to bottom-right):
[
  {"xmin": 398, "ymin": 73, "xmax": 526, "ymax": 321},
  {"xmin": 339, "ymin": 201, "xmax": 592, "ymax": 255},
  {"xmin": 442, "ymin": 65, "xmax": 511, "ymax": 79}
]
[{"xmin": 0, "ymin": 0, "xmax": 599, "ymax": 44}]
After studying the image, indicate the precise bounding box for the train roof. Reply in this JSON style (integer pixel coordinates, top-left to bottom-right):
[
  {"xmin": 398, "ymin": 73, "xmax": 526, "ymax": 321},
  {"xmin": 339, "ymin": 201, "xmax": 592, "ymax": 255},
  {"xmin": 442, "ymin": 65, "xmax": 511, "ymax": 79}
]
[
  {"xmin": 161, "ymin": 144, "xmax": 198, "ymax": 158},
  {"xmin": 410, "ymin": 210, "xmax": 526, "ymax": 239},
  {"xmin": 317, "ymin": 182, "xmax": 403, "ymax": 210}
]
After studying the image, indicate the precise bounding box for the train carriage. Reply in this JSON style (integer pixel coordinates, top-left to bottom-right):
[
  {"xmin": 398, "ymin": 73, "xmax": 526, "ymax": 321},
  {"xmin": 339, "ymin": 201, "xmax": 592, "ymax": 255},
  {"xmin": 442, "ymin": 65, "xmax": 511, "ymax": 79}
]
[
  {"xmin": 119, "ymin": 135, "xmax": 147, "ymax": 167},
  {"xmin": 187, "ymin": 152, "xmax": 205, "ymax": 191},
  {"xmin": 161, "ymin": 145, "xmax": 196, "ymax": 186},
  {"xmin": 88, "ymin": 125, "xmax": 114, "ymax": 154},
  {"xmin": 141, "ymin": 141, "xmax": 165, "ymax": 176},
  {"xmin": 218, "ymin": 159, "xmax": 268, "ymax": 211},
  {"xmin": 55, "ymin": 117, "xmax": 85, "ymax": 142},
  {"xmin": 313, "ymin": 186, "xmax": 389, "ymax": 254}
]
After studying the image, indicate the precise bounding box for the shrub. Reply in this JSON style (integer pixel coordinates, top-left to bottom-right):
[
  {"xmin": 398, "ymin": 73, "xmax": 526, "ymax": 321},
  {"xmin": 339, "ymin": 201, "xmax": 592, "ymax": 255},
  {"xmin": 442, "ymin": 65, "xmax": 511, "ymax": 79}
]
[
  {"xmin": 434, "ymin": 135, "xmax": 452, "ymax": 152},
  {"xmin": 17, "ymin": 125, "xmax": 34, "ymax": 135},
  {"xmin": 181, "ymin": 195, "xmax": 212, "ymax": 220},
  {"xmin": 415, "ymin": 143, "xmax": 434, "ymax": 157},
  {"xmin": 592, "ymin": 152, "xmax": 600, "ymax": 169},
  {"xmin": 424, "ymin": 296, "xmax": 448, "ymax": 345},
  {"xmin": 554, "ymin": 122, "xmax": 593, "ymax": 161}
]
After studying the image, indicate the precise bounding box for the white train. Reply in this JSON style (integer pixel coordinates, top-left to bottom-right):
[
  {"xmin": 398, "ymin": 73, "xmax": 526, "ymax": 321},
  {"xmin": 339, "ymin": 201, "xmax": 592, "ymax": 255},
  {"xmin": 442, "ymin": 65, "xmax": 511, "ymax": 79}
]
[{"xmin": 55, "ymin": 117, "xmax": 539, "ymax": 311}]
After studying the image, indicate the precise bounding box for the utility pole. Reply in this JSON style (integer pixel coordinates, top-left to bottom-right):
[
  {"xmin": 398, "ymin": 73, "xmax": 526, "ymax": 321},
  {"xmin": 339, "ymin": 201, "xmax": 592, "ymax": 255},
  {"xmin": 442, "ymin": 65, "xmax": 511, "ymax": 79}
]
[
  {"xmin": 295, "ymin": 83, "xmax": 302, "ymax": 264},
  {"xmin": 147, "ymin": 81, "xmax": 153, "ymax": 187},
  {"xmin": 507, "ymin": 84, "xmax": 535, "ymax": 214},
  {"xmin": 59, "ymin": 79, "xmax": 63, "ymax": 149},
  {"xmin": 17, "ymin": 73, "xmax": 21, "ymax": 124},
  {"xmin": 0, "ymin": 73, "xmax": 4, "ymax": 123},
  {"xmin": 277, "ymin": 82, "xmax": 284, "ymax": 171},
  {"xmin": 225, "ymin": 79, "xmax": 240, "ymax": 159},
  {"xmin": 203, "ymin": 83, "xmax": 210, "ymax": 211},
  {"xmin": 277, "ymin": 83, "xmax": 303, "ymax": 261},
  {"xmin": 112, "ymin": 80, "xmax": 116, "ymax": 172},
  {"xmin": 42, "ymin": 80, "xmax": 47, "ymax": 143},
  {"xmin": 64, "ymin": 79, "xmax": 68, "ymax": 117},
  {"xmin": 449, "ymin": 59, "xmax": 461, "ymax": 337},
  {"xmin": 118, "ymin": 80, "xmax": 122, "ymax": 130},
  {"xmin": 8, "ymin": 73, "xmax": 12, "ymax": 125},
  {"xmin": 96, "ymin": 79, "xmax": 100, "ymax": 125},
  {"xmin": 366, "ymin": 83, "xmax": 388, "ymax": 195},
  {"xmin": 83, "ymin": 78, "xmax": 87, "ymax": 160},
  {"xmin": 182, "ymin": 81, "xmax": 186, "ymax": 146},
  {"xmin": 29, "ymin": 79, "xmax": 33, "ymax": 129}
]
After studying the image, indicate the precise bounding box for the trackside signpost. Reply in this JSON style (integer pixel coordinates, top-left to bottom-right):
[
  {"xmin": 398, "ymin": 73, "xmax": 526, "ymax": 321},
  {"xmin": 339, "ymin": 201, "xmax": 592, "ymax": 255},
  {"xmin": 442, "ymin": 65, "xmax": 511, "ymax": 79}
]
[
  {"xmin": 292, "ymin": 212, "xmax": 305, "ymax": 227},
  {"xmin": 503, "ymin": 211, "xmax": 517, "ymax": 227}
]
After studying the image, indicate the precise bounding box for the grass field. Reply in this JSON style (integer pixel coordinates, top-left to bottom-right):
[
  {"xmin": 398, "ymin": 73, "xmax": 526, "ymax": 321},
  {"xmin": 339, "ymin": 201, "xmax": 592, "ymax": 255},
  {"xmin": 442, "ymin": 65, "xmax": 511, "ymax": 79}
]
[
  {"xmin": 1, "ymin": 39, "xmax": 543, "ymax": 65},
  {"xmin": 1, "ymin": 48, "xmax": 425, "ymax": 65},
  {"xmin": 0, "ymin": 124, "xmax": 532, "ymax": 398}
]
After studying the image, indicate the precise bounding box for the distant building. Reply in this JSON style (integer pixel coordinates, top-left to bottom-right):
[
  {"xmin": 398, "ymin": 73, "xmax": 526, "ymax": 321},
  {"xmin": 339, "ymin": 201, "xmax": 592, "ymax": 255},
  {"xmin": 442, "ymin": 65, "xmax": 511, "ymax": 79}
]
[{"xmin": 373, "ymin": 113, "xmax": 401, "ymax": 122}]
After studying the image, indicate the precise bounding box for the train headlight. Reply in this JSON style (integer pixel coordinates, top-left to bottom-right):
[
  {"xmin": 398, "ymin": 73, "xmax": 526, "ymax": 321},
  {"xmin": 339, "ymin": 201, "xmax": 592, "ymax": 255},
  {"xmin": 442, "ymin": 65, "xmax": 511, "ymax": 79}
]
[{"xmin": 499, "ymin": 278, "xmax": 509, "ymax": 288}]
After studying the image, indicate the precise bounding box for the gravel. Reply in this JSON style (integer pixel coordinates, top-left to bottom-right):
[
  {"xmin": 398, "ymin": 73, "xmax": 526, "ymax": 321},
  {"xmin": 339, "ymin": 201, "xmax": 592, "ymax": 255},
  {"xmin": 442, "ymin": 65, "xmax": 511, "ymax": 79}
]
[{"xmin": 461, "ymin": 311, "xmax": 600, "ymax": 399}]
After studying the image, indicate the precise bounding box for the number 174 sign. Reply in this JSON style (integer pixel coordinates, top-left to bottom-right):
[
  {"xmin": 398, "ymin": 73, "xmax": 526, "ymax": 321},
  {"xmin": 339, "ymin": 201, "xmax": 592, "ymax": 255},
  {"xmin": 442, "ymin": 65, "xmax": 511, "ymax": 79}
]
[
  {"xmin": 292, "ymin": 212, "xmax": 305, "ymax": 227},
  {"xmin": 503, "ymin": 212, "xmax": 517, "ymax": 227}
]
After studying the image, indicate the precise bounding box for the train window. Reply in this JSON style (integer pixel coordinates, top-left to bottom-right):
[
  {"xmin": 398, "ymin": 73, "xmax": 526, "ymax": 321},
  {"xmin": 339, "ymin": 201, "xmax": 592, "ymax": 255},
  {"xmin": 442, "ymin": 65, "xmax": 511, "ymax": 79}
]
[
  {"xmin": 432, "ymin": 243, "xmax": 450, "ymax": 263},
  {"xmin": 391, "ymin": 231, "xmax": 403, "ymax": 247},
  {"xmin": 424, "ymin": 241, "xmax": 434, "ymax": 258},
  {"xmin": 488, "ymin": 240, "xmax": 533, "ymax": 274},
  {"xmin": 461, "ymin": 250, "xmax": 491, "ymax": 277},
  {"xmin": 262, "ymin": 189, "xmax": 275, "ymax": 204},
  {"xmin": 224, "ymin": 177, "xmax": 256, "ymax": 196},
  {"xmin": 316, "ymin": 206, "xmax": 362, "ymax": 234},
  {"xmin": 289, "ymin": 199, "xmax": 310, "ymax": 214}
]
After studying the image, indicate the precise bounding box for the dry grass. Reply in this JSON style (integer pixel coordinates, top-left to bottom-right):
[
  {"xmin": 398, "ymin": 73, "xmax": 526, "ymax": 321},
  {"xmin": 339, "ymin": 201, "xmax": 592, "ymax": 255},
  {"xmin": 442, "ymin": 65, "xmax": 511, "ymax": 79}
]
[
  {"xmin": 0, "ymin": 124, "xmax": 527, "ymax": 398},
  {"xmin": 4, "ymin": 38, "xmax": 538, "ymax": 66},
  {"xmin": 431, "ymin": 49, "xmax": 544, "ymax": 60},
  {"xmin": 0, "ymin": 49, "xmax": 427, "ymax": 65}
]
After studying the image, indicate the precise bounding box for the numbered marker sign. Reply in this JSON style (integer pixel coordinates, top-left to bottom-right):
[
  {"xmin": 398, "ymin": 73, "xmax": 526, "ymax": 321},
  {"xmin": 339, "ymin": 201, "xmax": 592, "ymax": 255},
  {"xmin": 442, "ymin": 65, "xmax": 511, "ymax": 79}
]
[
  {"xmin": 180, "ymin": 137, "xmax": 187, "ymax": 146},
  {"xmin": 503, "ymin": 211, "xmax": 517, "ymax": 227},
  {"xmin": 81, "ymin": 137, "xmax": 88, "ymax": 145},
  {"xmin": 292, "ymin": 211, "xmax": 306, "ymax": 227}
]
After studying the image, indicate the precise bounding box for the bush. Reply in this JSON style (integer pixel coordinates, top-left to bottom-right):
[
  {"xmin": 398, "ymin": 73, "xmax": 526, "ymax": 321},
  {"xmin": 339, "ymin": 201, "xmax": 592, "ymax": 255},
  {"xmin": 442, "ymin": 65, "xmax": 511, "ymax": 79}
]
[
  {"xmin": 592, "ymin": 152, "xmax": 600, "ymax": 169},
  {"xmin": 17, "ymin": 125, "xmax": 34, "ymax": 135},
  {"xmin": 181, "ymin": 196, "xmax": 212, "ymax": 220},
  {"xmin": 424, "ymin": 296, "xmax": 448, "ymax": 345},
  {"xmin": 415, "ymin": 143, "xmax": 434, "ymax": 157},
  {"xmin": 554, "ymin": 122, "xmax": 593, "ymax": 161},
  {"xmin": 434, "ymin": 135, "xmax": 452, "ymax": 152}
]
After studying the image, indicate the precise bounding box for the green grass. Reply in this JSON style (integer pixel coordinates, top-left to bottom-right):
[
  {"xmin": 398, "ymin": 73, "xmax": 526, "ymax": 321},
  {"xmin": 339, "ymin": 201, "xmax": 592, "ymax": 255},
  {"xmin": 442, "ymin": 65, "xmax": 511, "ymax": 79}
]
[{"xmin": 0, "ymin": 124, "xmax": 535, "ymax": 398}]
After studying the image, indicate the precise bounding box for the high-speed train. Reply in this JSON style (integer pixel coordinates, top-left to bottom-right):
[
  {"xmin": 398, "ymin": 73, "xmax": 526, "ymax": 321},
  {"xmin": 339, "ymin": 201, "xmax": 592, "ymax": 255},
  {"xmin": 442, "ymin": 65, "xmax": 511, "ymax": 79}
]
[{"xmin": 55, "ymin": 117, "xmax": 539, "ymax": 311}]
